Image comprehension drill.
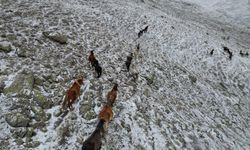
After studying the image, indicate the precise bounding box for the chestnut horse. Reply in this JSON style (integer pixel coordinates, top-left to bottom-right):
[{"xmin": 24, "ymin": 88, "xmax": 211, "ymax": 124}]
[
  {"xmin": 62, "ymin": 77, "xmax": 83, "ymax": 110},
  {"xmin": 98, "ymin": 104, "xmax": 113, "ymax": 130},
  {"xmin": 107, "ymin": 83, "xmax": 118, "ymax": 107}
]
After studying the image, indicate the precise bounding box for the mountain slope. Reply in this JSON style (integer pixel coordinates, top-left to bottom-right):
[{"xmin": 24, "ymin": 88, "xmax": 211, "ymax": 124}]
[{"xmin": 0, "ymin": 0, "xmax": 249, "ymax": 149}]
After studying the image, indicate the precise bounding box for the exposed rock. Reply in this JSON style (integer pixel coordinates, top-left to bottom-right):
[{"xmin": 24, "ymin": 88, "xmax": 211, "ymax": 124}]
[
  {"xmin": 0, "ymin": 77, "xmax": 6, "ymax": 93},
  {"xmin": 43, "ymin": 32, "xmax": 67, "ymax": 44},
  {"xmin": 84, "ymin": 111, "xmax": 96, "ymax": 120},
  {"xmin": 0, "ymin": 140, "xmax": 9, "ymax": 150},
  {"xmin": 15, "ymin": 138, "xmax": 24, "ymax": 145},
  {"xmin": 3, "ymin": 71, "xmax": 34, "ymax": 98},
  {"xmin": 24, "ymin": 141, "xmax": 40, "ymax": 148},
  {"xmin": 54, "ymin": 118, "xmax": 63, "ymax": 129},
  {"xmin": 189, "ymin": 75, "xmax": 197, "ymax": 84},
  {"xmin": 40, "ymin": 127, "xmax": 48, "ymax": 132},
  {"xmin": 145, "ymin": 73, "xmax": 155, "ymax": 85},
  {"xmin": 25, "ymin": 127, "xmax": 36, "ymax": 138},
  {"xmin": 79, "ymin": 100, "xmax": 96, "ymax": 120},
  {"xmin": 11, "ymin": 127, "xmax": 27, "ymax": 138},
  {"xmin": 34, "ymin": 90, "xmax": 52, "ymax": 109},
  {"xmin": 53, "ymin": 108, "xmax": 63, "ymax": 117},
  {"xmin": 16, "ymin": 45, "xmax": 36, "ymax": 58},
  {"xmin": 0, "ymin": 41, "xmax": 12, "ymax": 53},
  {"xmin": 31, "ymin": 121, "xmax": 46, "ymax": 130},
  {"xmin": 58, "ymin": 126, "xmax": 71, "ymax": 145},
  {"xmin": 5, "ymin": 112, "xmax": 31, "ymax": 127},
  {"xmin": 31, "ymin": 106, "xmax": 50, "ymax": 122},
  {"xmin": 34, "ymin": 75, "xmax": 44, "ymax": 86},
  {"xmin": 69, "ymin": 112, "xmax": 77, "ymax": 120},
  {"xmin": 46, "ymin": 113, "xmax": 52, "ymax": 121}
]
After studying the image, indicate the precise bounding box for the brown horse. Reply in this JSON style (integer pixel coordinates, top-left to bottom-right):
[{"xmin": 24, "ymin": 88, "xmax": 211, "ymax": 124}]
[
  {"xmin": 62, "ymin": 77, "xmax": 84, "ymax": 110},
  {"xmin": 98, "ymin": 104, "xmax": 113, "ymax": 130},
  {"xmin": 107, "ymin": 83, "xmax": 118, "ymax": 107},
  {"xmin": 88, "ymin": 51, "xmax": 96, "ymax": 67}
]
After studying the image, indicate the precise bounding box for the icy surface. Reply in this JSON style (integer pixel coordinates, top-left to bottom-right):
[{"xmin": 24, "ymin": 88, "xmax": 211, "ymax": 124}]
[{"xmin": 0, "ymin": 0, "xmax": 250, "ymax": 149}]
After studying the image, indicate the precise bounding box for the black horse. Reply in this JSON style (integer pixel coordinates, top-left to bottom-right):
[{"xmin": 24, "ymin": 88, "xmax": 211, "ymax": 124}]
[
  {"xmin": 93, "ymin": 59, "xmax": 102, "ymax": 78},
  {"xmin": 82, "ymin": 120, "xmax": 104, "ymax": 150}
]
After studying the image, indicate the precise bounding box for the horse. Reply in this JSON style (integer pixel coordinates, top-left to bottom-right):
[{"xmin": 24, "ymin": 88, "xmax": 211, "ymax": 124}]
[
  {"xmin": 88, "ymin": 51, "xmax": 96, "ymax": 67},
  {"xmin": 107, "ymin": 83, "xmax": 118, "ymax": 107},
  {"xmin": 92, "ymin": 59, "xmax": 102, "ymax": 78},
  {"xmin": 223, "ymin": 46, "xmax": 233, "ymax": 60},
  {"xmin": 88, "ymin": 51, "xmax": 102, "ymax": 78},
  {"xmin": 95, "ymin": 64, "xmax": 102, "ymax": 78},
  {"xmin": 82, "ymin": 120, "xmax": 104, "ymax": 150},
  {"xmin": 138, "ymin": 25, "xmax": 149, "ymax": 38},
  {"xmin": 98, "ymin": 104, "xmax": 113, "ymax": 130},
  {"xmin": 62, "ymin": 77, "xmax": 84, "ymax": 110},
  {"xmin": 125, "ymin": 53, "xmax": 133, "ymax": 72},
  {"xmin": 82, "ymin": 105, "xmax": 113, "ymax": 150}
]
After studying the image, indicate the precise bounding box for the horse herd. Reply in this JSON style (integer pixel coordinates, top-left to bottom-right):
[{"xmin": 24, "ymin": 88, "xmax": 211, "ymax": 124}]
[
  {"xmin": 61, "ymin": 26, "xmax": 149, "ymax": 150},
  {"xmin": 61, "ymin": 51, "xmax": 125, "ymax": 150}
]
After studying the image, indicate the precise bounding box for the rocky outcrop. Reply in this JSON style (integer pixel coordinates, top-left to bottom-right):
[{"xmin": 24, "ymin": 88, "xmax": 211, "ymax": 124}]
[
  {"xmin": 5, "ymin": 112, "xmax": 31, "ymax": 127},
  {"xmin": 34, "ymin": 90, "xmax": 52, "ymax": 109},
  {"xmin": 0, "ymin": 41, "xmax": 12, "ymax": 53},
  {"xmin": 43, "ymin": 32, "xmax": 67, "ymax": 44},
  {"xmin": 3, "ymin": 71, "xmax": 34, "ymax": 98}
]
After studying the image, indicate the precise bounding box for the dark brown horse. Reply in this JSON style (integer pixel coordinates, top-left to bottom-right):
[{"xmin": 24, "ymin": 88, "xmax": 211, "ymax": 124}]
[
  {"xmin": 62, "ymin": 77, "xmax": 83, "ymax": 110},
  {"xmin": 107, "ymin": 84, "xmax": 118, "ymax": 107},
  {"xmin": 88, "ymin": 51, "xmax": 102, "ymax": 78},
  {"xmin": 125, "ymin": 53, "xmax": 133, "ymax": 72},
  {"xmin": 88, "ymin": 51, "xmax": 96, "ymax": 67},
  {"xmin": 93, "ymin": 59, "xmax": 102, "ymax": 78}
]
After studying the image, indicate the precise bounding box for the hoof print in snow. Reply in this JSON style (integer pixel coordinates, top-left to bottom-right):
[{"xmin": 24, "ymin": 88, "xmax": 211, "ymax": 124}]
[{"xmin": 43, "ymin": 32, "xmax": 67, "ymax": 44}]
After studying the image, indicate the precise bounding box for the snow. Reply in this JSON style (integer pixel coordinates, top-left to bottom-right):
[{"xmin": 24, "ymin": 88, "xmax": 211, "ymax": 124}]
[
  {"xmin": 0, "ymin": 0, "xmax": 250, "ymax": 149},
  {"xmin": 182, "ymin": 0, "xmax": 250, "ymax": 25}
]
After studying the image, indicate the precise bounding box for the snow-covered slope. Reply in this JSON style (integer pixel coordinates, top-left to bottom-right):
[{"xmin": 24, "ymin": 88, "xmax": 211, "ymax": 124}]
[
  {"xmin": 182, "ymin": 0, "xmax": 250, "ymax": 26},
  {"xmin": 0, "ymin": 0, "xmax": 249, "ymax": 149}
]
